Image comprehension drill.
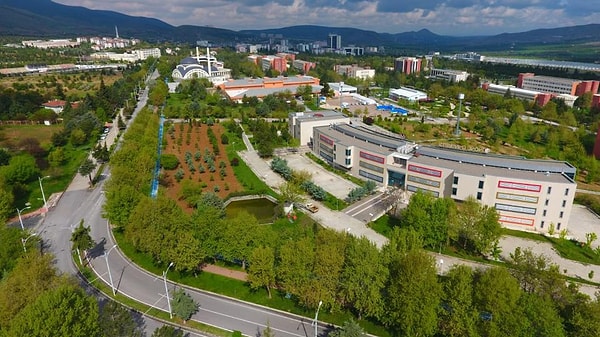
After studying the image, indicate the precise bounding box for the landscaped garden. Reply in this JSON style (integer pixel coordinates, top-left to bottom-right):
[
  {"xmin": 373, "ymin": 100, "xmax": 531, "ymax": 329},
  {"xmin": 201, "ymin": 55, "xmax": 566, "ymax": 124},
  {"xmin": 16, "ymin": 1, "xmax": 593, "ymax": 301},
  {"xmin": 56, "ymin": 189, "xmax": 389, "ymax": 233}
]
[{"xmin": 160, "ymin": 120, "xmax": 243, "ymax": 212}]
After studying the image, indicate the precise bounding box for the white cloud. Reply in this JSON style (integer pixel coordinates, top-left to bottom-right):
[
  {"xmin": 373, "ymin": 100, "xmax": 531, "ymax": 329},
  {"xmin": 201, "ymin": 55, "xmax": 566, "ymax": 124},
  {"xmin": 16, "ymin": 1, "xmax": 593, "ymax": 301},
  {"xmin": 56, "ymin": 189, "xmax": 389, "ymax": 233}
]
[{"xmin": 53, "ymin": 0, "xmax": 600, "ymax": 35}]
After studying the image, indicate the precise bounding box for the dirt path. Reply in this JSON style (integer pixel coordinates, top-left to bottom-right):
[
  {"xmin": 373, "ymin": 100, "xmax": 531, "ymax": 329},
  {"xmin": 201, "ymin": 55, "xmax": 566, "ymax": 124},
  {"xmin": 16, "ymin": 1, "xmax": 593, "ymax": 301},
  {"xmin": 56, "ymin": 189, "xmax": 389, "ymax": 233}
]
[{"xmin": 202, "ymin": 264, "xmax": 248, "ymax": 281}]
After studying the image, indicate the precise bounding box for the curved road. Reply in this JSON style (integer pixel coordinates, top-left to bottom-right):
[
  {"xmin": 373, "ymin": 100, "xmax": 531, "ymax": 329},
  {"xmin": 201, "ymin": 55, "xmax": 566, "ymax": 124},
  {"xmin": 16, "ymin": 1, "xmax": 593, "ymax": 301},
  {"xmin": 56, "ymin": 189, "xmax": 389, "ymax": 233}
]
[{"xmin": 37, "ymin": 78, "xmax": 331, "ymax": 337}]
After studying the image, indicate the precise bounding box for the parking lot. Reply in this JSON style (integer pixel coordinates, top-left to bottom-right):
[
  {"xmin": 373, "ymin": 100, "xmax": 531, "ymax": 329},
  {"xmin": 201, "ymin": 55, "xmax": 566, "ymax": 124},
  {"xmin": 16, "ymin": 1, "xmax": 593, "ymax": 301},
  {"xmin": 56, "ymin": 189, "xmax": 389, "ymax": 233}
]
[{"xmin": 280, "ymin": 151, "xmax": 359, "ymax": 200}]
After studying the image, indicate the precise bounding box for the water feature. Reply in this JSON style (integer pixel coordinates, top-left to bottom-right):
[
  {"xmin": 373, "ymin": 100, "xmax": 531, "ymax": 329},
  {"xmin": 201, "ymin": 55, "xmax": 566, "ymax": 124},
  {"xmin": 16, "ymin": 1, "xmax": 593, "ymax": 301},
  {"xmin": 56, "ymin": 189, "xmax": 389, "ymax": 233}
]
[{"xmin": 225, "ymin": 197, "xmax": 277, "ymax": 223}]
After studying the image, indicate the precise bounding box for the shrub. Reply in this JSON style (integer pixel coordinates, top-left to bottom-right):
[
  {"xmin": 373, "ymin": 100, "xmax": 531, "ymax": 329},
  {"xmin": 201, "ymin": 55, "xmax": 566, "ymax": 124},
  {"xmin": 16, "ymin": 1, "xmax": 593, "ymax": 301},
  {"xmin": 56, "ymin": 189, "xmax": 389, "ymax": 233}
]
[
  {"xmin": 174, "ymin": 168, "xmax": 184, "ymax": 182},
  {"xmin": 214, "ymin": 185, "xmax": 220, "ymax": 192},
  {"xmin": 160, "ymin": 153, "xmax": 179, "ymax": 170},
  {"xmin": 230, "ymin": 157, "xmax": 240, "ymax": 166}
]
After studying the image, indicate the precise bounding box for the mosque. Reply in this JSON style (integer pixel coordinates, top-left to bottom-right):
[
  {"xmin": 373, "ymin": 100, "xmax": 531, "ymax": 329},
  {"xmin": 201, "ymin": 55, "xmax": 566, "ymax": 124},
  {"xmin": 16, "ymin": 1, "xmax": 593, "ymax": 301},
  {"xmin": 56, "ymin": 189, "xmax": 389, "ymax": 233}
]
[{"xmin": 171, "ymin": 47, "xmax": 231, "ymax": 85}]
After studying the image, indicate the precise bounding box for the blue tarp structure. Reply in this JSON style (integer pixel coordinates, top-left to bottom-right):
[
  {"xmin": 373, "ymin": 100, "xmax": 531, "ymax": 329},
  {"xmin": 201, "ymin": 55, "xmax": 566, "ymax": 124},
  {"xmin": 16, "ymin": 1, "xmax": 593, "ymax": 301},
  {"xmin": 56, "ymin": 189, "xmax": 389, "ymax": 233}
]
[{"xmin": 376, "ymin": 104, "xmax": 408, "ymax": 115}]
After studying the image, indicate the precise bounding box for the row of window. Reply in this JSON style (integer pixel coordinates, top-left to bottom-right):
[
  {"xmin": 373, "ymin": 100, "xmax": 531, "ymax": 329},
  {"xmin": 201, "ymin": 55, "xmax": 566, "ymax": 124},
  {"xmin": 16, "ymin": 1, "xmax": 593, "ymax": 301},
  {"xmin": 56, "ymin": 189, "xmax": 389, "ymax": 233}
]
[
  {"xmin": 359, "ymin": 160, "xmax": 384, "ymax": 173},
  {"xmin": 359, "ymin": 169, "xmax": 383, "ymax": 183},
  {"xmin": 453, "ymin": 176, "xmax": 571, "ymax": 197}
]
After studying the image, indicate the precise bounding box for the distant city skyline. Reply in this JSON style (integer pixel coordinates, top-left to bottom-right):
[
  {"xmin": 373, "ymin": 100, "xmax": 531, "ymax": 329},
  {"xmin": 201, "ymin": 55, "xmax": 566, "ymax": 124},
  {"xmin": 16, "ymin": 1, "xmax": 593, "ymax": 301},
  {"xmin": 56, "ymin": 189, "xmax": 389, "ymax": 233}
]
[{"xmin": 54, "ymin": 0, "xmax": 599, "ymax": 36}]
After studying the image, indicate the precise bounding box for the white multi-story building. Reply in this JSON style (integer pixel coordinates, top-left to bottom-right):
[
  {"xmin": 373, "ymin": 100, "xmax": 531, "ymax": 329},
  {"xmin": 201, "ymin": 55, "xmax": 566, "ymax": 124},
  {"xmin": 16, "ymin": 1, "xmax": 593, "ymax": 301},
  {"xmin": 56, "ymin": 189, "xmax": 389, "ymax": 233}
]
[
  {"xmin": 90, "ymin": 48, "xmax": 161, "ymax": 62},
  {"xmin": 288, "ymin": 111, "xmax": 349, "ymax": 146},
  {"xmin": 334, "ymin": 65, "xmax": 375, "ymax": 80},
  {"xmin": 430, "ymin": 69, "xmax": 469, "ymax": 83},
  {"xmin": 308, "ymin": 122, "xmax": 577, "ymax": 234}
]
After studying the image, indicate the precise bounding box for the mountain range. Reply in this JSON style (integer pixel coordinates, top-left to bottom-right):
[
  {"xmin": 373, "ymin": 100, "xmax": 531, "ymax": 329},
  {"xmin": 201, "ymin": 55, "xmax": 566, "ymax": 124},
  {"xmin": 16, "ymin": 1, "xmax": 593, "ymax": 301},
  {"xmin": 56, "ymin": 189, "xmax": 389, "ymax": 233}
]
[{"xmin": 1, "ymin": 0, "xmax": 599, "ymax": 53}]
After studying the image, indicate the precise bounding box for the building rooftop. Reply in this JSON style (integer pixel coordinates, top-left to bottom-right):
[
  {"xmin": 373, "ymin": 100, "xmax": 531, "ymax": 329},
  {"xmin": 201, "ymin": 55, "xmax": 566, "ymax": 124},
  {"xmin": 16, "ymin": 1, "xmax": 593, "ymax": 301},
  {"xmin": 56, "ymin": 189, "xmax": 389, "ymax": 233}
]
[
  {"xmin": 411, "ymin": 154, "xmax": 575, "ymax": 185},
  {"xmin": 291, "ymin": 110, "xmax": 347, "ymax": 122},
  {"xmin": 415, "ymin": 146, "xmax": 576, "ymax": 180},
  {"xmin": 525, "ymin": 75, "xmax": 579, "ymax": 85}
]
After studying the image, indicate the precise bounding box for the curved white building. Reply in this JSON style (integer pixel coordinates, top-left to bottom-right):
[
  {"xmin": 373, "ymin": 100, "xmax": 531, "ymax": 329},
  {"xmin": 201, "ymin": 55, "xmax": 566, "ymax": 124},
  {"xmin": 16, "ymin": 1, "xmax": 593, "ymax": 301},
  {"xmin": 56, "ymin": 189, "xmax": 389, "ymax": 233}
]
[{"xmin": 171, "ymin": 47, "xmax": 231, "ymax": 85}]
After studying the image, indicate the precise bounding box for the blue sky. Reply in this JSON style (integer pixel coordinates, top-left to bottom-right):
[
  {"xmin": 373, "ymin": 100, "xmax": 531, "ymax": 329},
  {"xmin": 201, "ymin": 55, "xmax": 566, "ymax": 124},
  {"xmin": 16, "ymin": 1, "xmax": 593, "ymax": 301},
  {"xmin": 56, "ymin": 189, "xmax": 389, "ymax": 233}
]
[{"xmin": 54, "ymin": 0, "xmax": 600, "ymax": 36}]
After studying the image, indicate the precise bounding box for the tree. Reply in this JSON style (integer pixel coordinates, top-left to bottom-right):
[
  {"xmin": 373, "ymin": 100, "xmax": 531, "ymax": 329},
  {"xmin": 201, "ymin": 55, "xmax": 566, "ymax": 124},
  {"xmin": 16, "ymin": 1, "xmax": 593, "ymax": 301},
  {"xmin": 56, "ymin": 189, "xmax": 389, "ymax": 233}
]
[
  {"xmin": 1, "ymin": 153, "xmax": 40, "ymax": 184},
  {"xmin": 0, "ymin": 226, "xmax": 22, "ymax": 279},
  {"xmin": 454, "ymin": 196, "xmax": 501, "ymax": 256},
  {"xmin": 0, "ymin": 186, "xmax": 14, "ymax": 224},
  {"xmin": 383, "ymin": 249, "xmax": 441, "ymax": 336},
  {"xmin": 473, "ymin": 267, "xmax": 527, "ymax": 337},
  {"xmin": 248, "ymin": 246, "xmax": 276, "ymax": 298},
  {"xmin": 276, "ymin": 237, "xmax": 315, "ymax": 298},
  {"xmin": 328, "ymin": 318, "xmax": 366, "ymax": 337},
  {"xmin": 79, "ymin": 158, "xmax": 97, "ymax": 185},
  {"xmin": 151, "ymin": 325, "xmax": 184, "ymax": 337},
  {"xmin": 48, "ymin": 146, "xmax": 66, "ymax": 167},
  {"xmin": 171, "ymin": 288, "xmax": 199, "ymax": 322},
  {"xmin": 519, "ymin": 293, "xmax": 566, "ymax": 337},
  {"xmin": 569, "ymin": 298, "xmax": 600, "ymax": 337},
  {"xmin": 401, "ymin": 191, "xmax": 456, "ymax": 249},
  {"xmin": 70, "ymin": 128, "xmax": 87, "ymax": 146},
  {"xmin": 278, "ymin": 181, "xmax": 305, "ymax": 205},
  {"xmin": 71, "ymin": 219, "xmax": 95, "ymax": 264},
  {"xmin": 0, "ymin": 254, "xmax": 61, "ymax": 328},
  {"xmin": 508, "ymin": 247, "xmax": 566, "ymax": 298},
  {"xmin": 262, "ymin": 320, "xmax": 276, "ymax": 337},
  {"xmin": 99, "ymin": 300, "xmax": 143, "ymax": 337},
  {"xmin": 339, "ymin": 236, "xmax": 387, "ymax": 320},
  {"xmin": 439, "ymin": 265, "xmax": 479, "ymax": 337},
  {"xmin": 5, "ymin": 283, "xmax": 100, "ymax": 337}
]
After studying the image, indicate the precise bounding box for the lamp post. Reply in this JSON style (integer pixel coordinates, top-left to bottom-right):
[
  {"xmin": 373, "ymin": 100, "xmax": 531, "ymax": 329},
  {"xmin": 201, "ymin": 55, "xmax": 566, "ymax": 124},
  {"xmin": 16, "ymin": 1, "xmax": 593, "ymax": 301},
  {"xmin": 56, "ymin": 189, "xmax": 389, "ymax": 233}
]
[
  {"xmin": 312, "ymin": 300, "xmax": 323, "ymax": 337},
  {"xmin": 163, "ymin": 262, "xmax": 174, "ymax": 318},
  {"xmin": 38, "ymin": 176, "xmax": 50, "ymax": 210},
  {"xmin": 16, "ymin": 204, "xmax": 31, "ymax": 231},
  {"xmin": 339, "ymin": 82, "xmax": 343, "ymax": 111},
  {"xmin": 104, "ymin": 244, "xmax": 118, "ymax": 295},
  {"xmin": 454, "ymin": 93, "xmax": 464, "ymax": 136},
  {"xmin": 21, "ymin": 232, "xmax": 37, "ymax": 252}
]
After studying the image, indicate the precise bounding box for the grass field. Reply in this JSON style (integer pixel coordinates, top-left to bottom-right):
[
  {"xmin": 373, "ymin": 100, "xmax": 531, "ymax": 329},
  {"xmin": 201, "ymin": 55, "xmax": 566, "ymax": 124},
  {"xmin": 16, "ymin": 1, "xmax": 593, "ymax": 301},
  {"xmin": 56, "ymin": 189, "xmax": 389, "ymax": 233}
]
[{"xmin": 0, "ymin": 123, "xmax": 62, "ymax": 148}]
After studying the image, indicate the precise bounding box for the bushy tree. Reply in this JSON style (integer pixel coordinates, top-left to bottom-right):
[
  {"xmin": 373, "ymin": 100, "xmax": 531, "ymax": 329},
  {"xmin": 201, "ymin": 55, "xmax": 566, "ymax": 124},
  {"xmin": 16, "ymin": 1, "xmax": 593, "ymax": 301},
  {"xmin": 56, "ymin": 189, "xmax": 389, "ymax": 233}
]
[{"xmin": 171, "ymin": 289, "xmax": 199, "ymax": 322}]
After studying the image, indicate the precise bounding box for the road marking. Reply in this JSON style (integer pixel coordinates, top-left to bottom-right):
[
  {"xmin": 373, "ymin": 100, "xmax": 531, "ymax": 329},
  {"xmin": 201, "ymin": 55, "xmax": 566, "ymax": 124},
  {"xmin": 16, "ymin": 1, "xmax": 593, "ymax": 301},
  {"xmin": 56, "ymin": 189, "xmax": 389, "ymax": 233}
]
[{"xmin": 199, "ymin": 307, "xmax": 308, "ymax": 337}]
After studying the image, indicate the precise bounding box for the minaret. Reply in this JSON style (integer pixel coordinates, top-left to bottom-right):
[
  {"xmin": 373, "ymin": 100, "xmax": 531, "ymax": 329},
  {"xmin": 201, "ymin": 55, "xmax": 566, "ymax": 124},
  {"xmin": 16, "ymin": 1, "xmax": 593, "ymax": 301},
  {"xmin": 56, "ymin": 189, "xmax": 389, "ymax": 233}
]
[
  {"xmin": 115, "ymin": 25, "xmax": 119, "ymax": 39},
  {"xmin": 206, "ymin": 47, "xmax": 212, "ymax": 77}
]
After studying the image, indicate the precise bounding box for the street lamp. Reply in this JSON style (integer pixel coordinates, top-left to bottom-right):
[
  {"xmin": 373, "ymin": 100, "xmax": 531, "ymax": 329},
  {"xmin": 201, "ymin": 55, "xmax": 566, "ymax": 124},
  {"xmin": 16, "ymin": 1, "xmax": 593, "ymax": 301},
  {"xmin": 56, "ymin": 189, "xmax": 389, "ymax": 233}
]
[
  {"xmin": 21, "ymin": 232, "xmax": 37, "ymax": 252},
  {"xmin": 163, "ymin": 262, "xmax": 174, "ymax": 318},
  {"xmin": 312, "ymin": 300, "xmax": 323, "ymax": 337},
  {"xmin": 38, "ymin": 176, "xmax": 50, "ymax": 210},
  {"xmin": 16, "ymin": 204, "xmax": 31, "ymax": 231},
  {"xmin": 104, "ymin": 244, "xmax": 118, "ymax": 295},
  {"xmin": 454, "ymin": 93, "xmax": 464, "ymax": 136}
]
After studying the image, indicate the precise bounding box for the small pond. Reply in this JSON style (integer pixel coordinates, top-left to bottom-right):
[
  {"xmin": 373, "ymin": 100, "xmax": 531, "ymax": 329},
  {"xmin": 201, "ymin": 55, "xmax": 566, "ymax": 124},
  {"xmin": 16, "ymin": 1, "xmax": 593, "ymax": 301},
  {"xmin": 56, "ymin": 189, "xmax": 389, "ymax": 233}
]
[{"xmin": 225, "ymin": 197, "xmax": 277, "ymax": 223}]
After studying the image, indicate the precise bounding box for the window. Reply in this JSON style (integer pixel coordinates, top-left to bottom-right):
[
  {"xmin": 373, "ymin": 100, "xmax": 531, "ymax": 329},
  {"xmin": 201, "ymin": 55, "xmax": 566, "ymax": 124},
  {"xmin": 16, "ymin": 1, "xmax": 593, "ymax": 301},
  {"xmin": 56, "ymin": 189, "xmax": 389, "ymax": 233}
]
[
  {"xmin": 547, "ymin": 186, "xmax": 552, "ymax": 194},
  {"xmin": 562, "ymin": 200, "xmax": 566, "ymax": 207},
  {"xmin": 345, "ymin": 149, "xmax": 351, "ymax": 156},
  {"xmin": 453, "ymin": 176, "xmax": 459, "ymax": 184},
  {"xmin": 543, "ymin": 209, "xmax": 547, "ymax": 216},
  {"xmin": 333, "ymin": 145, "xmax": 336, "ymax": 151},
  {"xmin": 541, "ymin": 221, "xmax": 545, "ymax": 228},
  {"xmin": 477, "ymin": 192, "xmax": 482, "ymax": 200},
  {"xmin": 565, "ymin": 188, "xmax": 569, "ymax": 196},
  {"xmin": 557, "ymin": 223, "xmax": 561, "ymax": 230},
  {"xmin": 452, "ymin": 187, "xmax": 457, "ymax": 196},
  {"xmin": 345, "ymin": 158, "xmax": 351, "ymax": 165},
  {"xmin": 478, "ymin": 181, "xmax": 484, "ymax": 189},
  {"xmin": 545, "ymin": 199, "xmax": 549, "ymax": 206},
  {"xmin": 560, "ymin": 211, "xmax": 564, "ymax": 218}
]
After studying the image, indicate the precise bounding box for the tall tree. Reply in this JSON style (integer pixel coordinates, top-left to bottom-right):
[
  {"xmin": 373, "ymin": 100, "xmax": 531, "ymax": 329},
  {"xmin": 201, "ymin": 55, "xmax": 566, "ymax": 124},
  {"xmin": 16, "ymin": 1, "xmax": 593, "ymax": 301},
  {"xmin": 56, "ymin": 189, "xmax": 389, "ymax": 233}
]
[
  {"xmin": 439, "ymin": 265, "xmax": 479, "ymax": 337},
  {"xmin": 99, "ymin": 300, "xmax": 143, "ymax": 337},
  {"xmin": 79, "ymin": 158, "xmax": 97, "ymax": 185},
  {"xmin": 339, "ymin": 236, "xmax": 387, "ymax": 320},
  {"xmin": 151, "ymin": 325, "xmax": 184, "ymax": 337},
  {"xmin": 248, "ymin": 246, "xmax": 276, "ymax": 298},
  {"xmin": 171, "ymin": 289, "xmax": 199, "ymax": 322},
  {"xmin": 71, "ymin": 219, "xmax": 95, "ymax": 264},
  {"xmin": 0, "ymin": 254, "xmax": 61, "ymax": 329},
  {"xmin": 473, "ymin": 267, "xmax": 527, "ymax": 337},
  {"xmin": 328, "ymin": 318, "xmax": 366, "ymax": 337},
  {"xmin": 383, "ymin": 249, "xmax": 442, "ymax": 337},
  {"xmin": 276, "ymin": 237, "xmax": 315, "ymax": 300},
  {"xmin": 454, "ymin": 196, "xmax": 501, "ymax": 256},
  {"xmin": 5, "ymin": 283, "xmax": 100, "ymax": 337}
]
